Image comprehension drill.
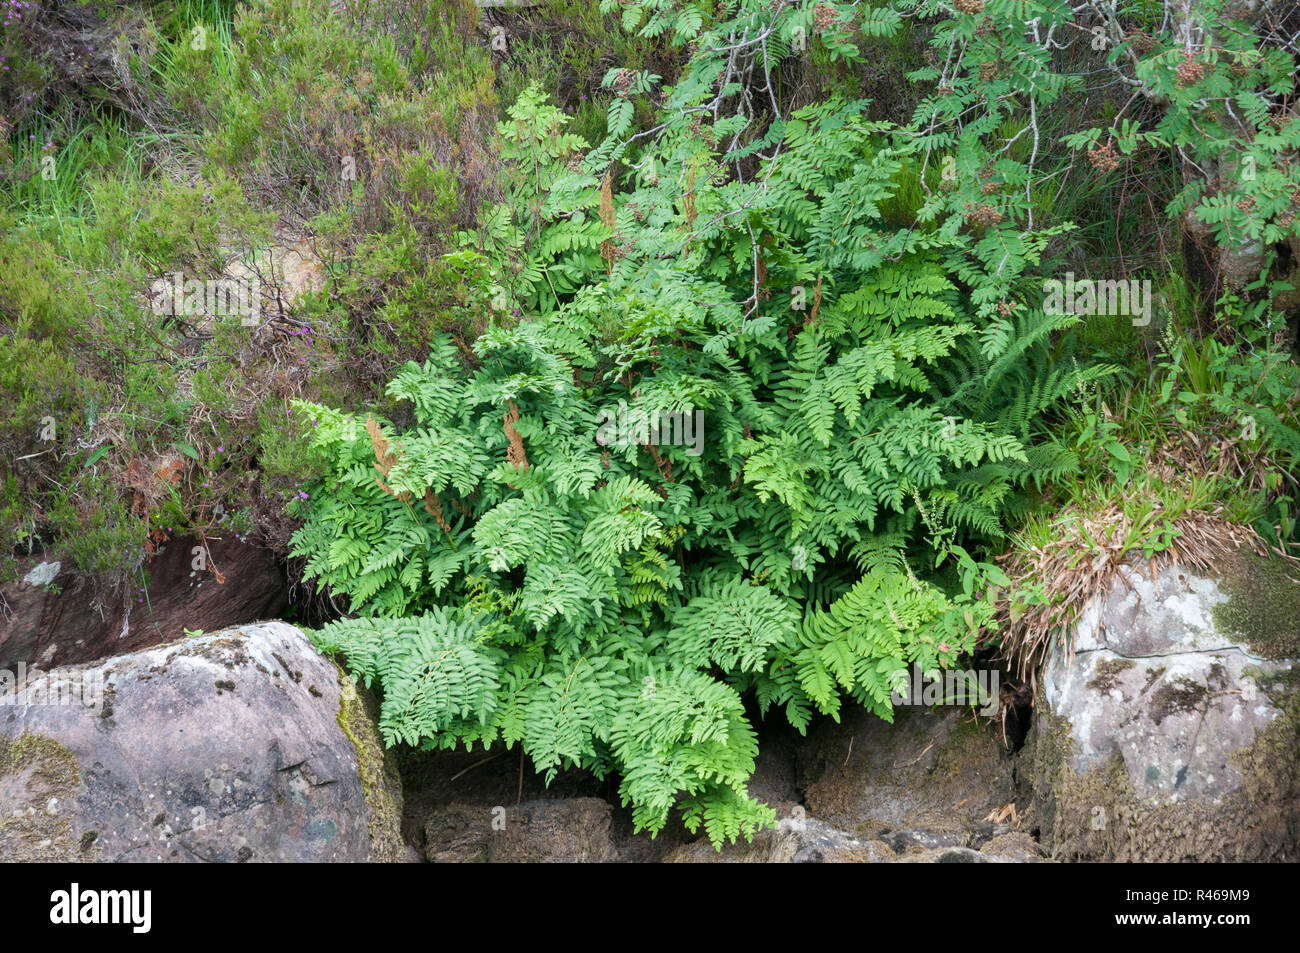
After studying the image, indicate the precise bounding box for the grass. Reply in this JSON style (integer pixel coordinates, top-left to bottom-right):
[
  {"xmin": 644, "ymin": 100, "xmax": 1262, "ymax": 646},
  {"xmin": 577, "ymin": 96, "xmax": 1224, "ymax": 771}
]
[
  {"xmin": 3, "ymin": 112, "xmax": 149, "ymax": 222},
  {"xmin": 149, "ymin": 1, "xmax": 242, "ymax": 112},
  {"xmin": 989, "ymin": 285, "xmax": 1300, "ymax": 681}
]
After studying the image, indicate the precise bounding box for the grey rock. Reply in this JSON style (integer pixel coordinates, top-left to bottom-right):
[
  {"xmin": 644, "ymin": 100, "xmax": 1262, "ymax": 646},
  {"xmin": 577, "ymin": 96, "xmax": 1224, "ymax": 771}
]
[
  {"xmin": 21, "ymin": 562, "xmax": 60, "ymax": 588},
  {"xmin": 1029, "ymin": 555, "xmax": 1300, "ymax": 861},
  {"xmin": 663, "ymin": 815, "xmax": 1044, "ymax": 863},
  {"xmin": 885, "ymin": 828, "xmax": 970, "ymax": 854},
  {"xmin": 979, "ymin": 831, "xmax": 1047, "ymax": 862},
  {"xmin": 663, "ymin": 815, "xmax": 897, "ymax": 863},
  {"xmin": 0, "ymin": 622, "xmax": 407, "ymax": 862},
  {"xmin": 897, "ymin": 846, "xmax": 993, "ymax": 863}
]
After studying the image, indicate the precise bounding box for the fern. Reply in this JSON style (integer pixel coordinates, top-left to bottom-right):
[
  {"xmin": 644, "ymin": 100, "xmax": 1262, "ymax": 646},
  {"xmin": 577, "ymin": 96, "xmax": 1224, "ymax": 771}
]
[{"xmin": 292, "ymin": 85, "xmax": 1103, "ymax": 848}]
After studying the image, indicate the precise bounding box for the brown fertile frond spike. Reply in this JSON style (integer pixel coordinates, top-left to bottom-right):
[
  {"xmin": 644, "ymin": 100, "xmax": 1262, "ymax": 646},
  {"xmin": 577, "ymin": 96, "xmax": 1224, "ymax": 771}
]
[
  {"xmin": 806, "ymin": 275, "xmax": 823, "ymax": 328},
  {"xmin": 599, "ymin": 171, "xmax": 616, "ymax": 230},
  {"xmin": 681, "ymin": 157, "xmax": 698, "ymax": 256},
  {"xmin": 366, "ymin": 416, "xmax": 400, "ymax": 478},
  {"xmin": 424, "ymin": 488, "xmax": 451, "ymax": 533},
  {"xmin": 599, "ymin": 171, "xmax": 617, "ymax": 275},
  {"xmin": 504, "ymin": 401, "xmax": 529, "ymax": 476},
  {"xmin": 683, "ymin": 158, "xmax": 698, "ymax": 227},
  {"xmin": 648, "ymin": 441, "xmax": 673, "ymax": 483},
  {"xmin": 368, "ymin": 417, "xmax": 414, "ymax": 503}
]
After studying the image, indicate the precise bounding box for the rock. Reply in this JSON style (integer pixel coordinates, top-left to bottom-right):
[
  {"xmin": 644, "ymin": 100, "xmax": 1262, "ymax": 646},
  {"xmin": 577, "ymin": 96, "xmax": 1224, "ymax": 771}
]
[
  {"xmin": 1028, "ymin": 553, "xmax": 1300, "ymax": 861},
  {"xmin": 663, "ymin": 815, "xmax": 897, "ymax": 863},
  {"xmin": 423, "ymin": 798, "xmax": 616, "ymax": 862},
  {"xmin": 896, "ymin": 846, "xmax": 993, "ymax": 863},
  {"xmin": 0, "ymin": 622, "xmax": 407, "ymax": 862},
  {"xmin": 406, "ymin": 701, "xmax": 1050, "ymax": 863},
  {"xmin": 798, "ymin": 703, "xmax": 1017, "ymax": 837},
  {"xmin": 979, "ymin": 831, "xmax": 1047, "ymax": 862},
  {"xmin": 395, "ymin": 743, "xmax": 607, "ymax": 854},
  {"xmin": 884, "ymin": 828, "xmax": 970, "ymax": 853},
  {"xmin": 21, "ymin": 561, "xmax": 61, "ymax": 588},
  {"xmin": 662, "ymin": 707, "xmax": 1047, "ymax": 862},
  {"xmin": 0, "ymin": 538, "xmax": 289, "ymax": 672},
  {"xmin": 663, "ymin": 815, "xmax": 1044, "ymax": 863}
]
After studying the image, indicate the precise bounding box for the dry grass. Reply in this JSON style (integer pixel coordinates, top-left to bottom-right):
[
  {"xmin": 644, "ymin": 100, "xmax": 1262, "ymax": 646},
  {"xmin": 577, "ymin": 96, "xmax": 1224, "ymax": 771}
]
[
  {"xmin": 1146, "ymin": 403, "xmax": 1299, "ymax": 506},
  {"xmin": 992, "ymin": 383, "xmax": 1300, "ymax": 690},
  {"xmin": 991, "ymin": 502, "xmax": 1296, "ymax": 688}
]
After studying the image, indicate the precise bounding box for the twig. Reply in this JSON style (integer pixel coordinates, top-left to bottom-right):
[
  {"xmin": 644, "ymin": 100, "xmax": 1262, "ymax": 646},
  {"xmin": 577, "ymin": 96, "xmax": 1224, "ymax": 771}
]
[{"xmin": 448, "ymin": 752, "xmax": 504, "ymax": 783}]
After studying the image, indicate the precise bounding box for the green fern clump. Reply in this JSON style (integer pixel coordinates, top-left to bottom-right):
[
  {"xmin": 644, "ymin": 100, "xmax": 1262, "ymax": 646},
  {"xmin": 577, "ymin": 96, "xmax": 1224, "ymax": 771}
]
[{"xmin": 290, "ymin": 84, "xmax": 1097, "ymax": 847}]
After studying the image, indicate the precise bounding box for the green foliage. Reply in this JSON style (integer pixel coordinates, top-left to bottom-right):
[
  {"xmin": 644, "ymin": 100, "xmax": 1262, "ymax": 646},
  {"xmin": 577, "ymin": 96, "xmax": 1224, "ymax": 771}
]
[
  {"xmin": 0, "ymin": 0, "xmax": 503, "ymax": 585},
  {"xmin": 1018, "ymin": 287, "xmax": 1300, "ymax": 561},
  {"xmin": 5, "ymin": 0, "xmax": 1297, "ymax": 854},
  {"xmin": 294, "ymin": 82, "xmax": 1095, "ymax": 846},
  {"xmin": 493, "ymin": 0, "xmax": 663, "ymax": 147},
  {"xmin": 1153, "ymin": 297, "xmax": 1300, "ymax": 548},
  {"xmin": 0, "ymin": 168, "xmax": 270, "ymax": 577},
  {"xmin": 209, "ymin": 0, "xmax": 495, "ymax": 224},
  {"xmin": 1058, "ymin": 1, "xmax": 1300, "ymax": 260}
]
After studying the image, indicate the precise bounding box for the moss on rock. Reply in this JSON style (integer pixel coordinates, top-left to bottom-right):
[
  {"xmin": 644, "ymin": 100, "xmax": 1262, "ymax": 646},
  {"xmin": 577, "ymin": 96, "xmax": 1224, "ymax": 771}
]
[
  {"xmin": 1028, "ymin": 681, "xmax": 1300, "ymax": 861},
  {"xmin": 1085, "ymin": 657, "xmax": 1135, "ymax": 693},
  {"xmin": 0, "ymin": 733, "xmax": 91, "ymax": 861},
  {"xmin": 1212, "ymin": 551, "xmax": 1300, "ymax": 660},
  {"xmin": 333, "ymin": 665, "xmax": 407, "ymax": 862},
  {"xmin": 1148, "ymin": 675, "xmax": 1209, "ymax": 725}
]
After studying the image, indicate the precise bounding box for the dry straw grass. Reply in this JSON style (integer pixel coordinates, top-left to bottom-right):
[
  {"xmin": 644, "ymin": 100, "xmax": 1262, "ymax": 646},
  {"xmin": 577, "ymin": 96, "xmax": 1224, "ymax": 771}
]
[
  {"xmin": 992, "ymin": 397, "xmax": 1300, "ymax": 689},
  {"xmin": 991, "ymin": 503, "xmax": 1298, "ymax": 690}
]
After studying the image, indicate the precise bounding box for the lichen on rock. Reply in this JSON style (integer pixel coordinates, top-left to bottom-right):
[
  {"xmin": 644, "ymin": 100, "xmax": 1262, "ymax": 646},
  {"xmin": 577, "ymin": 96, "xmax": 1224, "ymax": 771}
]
[
  {"xmin": 0, "ymin": 622, "xmax": 412, "ymax": 862},
  {"xmin": 1028, "ymin": 552, "xmax": 1300, "ymax": 861}
]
